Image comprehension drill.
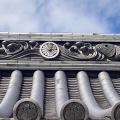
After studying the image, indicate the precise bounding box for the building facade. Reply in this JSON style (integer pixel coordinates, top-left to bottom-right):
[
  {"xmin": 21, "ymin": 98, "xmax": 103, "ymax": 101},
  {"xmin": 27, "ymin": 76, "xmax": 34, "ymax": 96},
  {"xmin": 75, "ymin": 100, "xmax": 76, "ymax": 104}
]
[{"xmin": 0, "ymin": 32, "xmax": 119, "ymax": 120}]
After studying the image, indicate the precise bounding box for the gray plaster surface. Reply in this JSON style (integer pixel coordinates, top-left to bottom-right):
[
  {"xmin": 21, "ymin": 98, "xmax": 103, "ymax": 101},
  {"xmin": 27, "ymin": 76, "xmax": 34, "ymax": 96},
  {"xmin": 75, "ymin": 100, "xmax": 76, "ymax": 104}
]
[{"xmin": 0, "ymin": 32, "xmax": 120, "ymax": 42}]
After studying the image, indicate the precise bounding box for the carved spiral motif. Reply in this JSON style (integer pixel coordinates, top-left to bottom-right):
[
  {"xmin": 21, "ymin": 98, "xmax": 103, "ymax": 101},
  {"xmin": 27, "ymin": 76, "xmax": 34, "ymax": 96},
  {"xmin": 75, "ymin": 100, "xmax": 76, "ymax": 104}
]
[
  {"xmin": 16, "ymin": 101, "xmax": 38, "ymax": 120},
  {"xmin": 39, "ymin": 42, "xmax": 59, "ymax": 59},
  {"xmin": 114, "ymin": 105, "xmax": 120, "ymax": 120},
  {"xmin": 63, "ymin": 102, "xmax": 85, "ymax": 120}
]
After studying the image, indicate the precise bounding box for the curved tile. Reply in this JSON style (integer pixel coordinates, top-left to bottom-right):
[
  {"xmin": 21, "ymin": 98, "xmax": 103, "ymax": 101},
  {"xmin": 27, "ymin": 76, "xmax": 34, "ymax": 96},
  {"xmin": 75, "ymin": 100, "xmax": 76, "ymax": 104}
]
[
  {"xmin": 19, "ymin": 77, "xmax": 32, "ymax": 99},
  {"xmin": 55, "ymin": 71, "xmax": 89, "ymax": 120},
  {"xmin": 112, "ymin": 78, "xmax": 120, "ymax": 97},
  {"xmin": 44, "ymin": 77, "xmax": 57, "ymax": 119},
  {"xmin": 1, "ymin": 70, "xmax": 120, "ymax": 119},
  {"xmin": 89, "ymin": 78, "xmax": 110, "ymax": 109},
  {"xmin": 13, "ymin": 70, "xmax": 45, "ymax": 120},
  {"xmin": 77, "ymin": 71, "xmax": 111, "ymax": 119},
  {"xmin": 0, "ymin": 70, "xmax": 22, "ymax": 118},
  {"xmin": 98, "ymin": 71, "xmax": 120, "ymax": 106},
  {"xmin": 30, "ymin": 70, "xmax": 45, "ymax": 116},
  {"xmin": 0, "ymin": 77, "xmax": 9, "ymax": 102},
  {"xmin": 67, "ymin": 77, "xmax": 80, "ymax": 99},
  {"xmin": 55, "ymin": 71, "xmax": 69, "ymax": 118}
]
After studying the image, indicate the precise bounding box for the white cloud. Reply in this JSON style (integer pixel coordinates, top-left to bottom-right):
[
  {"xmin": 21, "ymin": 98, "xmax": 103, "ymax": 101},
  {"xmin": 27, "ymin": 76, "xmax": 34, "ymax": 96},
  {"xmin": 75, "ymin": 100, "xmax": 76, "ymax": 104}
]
[
  {"xmin": 0, "ymin": 0, "xmax": 119, "ymax": 33},
  {"xmin": 45, "ymin": 0, "xmax": 109, "ymax": 33},
  {"xmin": 0, "ymin": 0, "xmax": 40, "ymax": 32}
]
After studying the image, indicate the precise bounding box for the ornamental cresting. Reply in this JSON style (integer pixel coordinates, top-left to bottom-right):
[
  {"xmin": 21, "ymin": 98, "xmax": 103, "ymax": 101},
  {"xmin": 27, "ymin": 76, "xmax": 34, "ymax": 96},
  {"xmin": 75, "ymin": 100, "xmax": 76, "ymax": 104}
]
[{"xmin": 0, "ymin": 40, "xmax": 119, "ymax": 60}]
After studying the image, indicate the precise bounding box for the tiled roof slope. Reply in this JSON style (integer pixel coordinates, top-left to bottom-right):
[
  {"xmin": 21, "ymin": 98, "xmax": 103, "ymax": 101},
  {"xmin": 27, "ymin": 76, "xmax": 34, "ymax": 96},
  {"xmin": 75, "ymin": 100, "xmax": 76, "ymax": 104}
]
[
  {"xmin": 0, "ymin": 33, "xmax": 120, "ymax": 120},
  {"xmin": 0, "ymin": 70, "xmax": 120, "ymax": 120}
]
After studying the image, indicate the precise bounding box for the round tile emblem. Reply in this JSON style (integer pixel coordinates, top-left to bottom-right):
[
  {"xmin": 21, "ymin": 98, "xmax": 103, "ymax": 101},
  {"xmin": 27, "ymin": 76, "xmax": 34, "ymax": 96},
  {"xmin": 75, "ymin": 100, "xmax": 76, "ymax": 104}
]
[
  {"xmin": 13, "ymin": 99, "xmax": 41, "ymax": 120},
  {"xmin": 63, "ymin": 102, "xmax": 85, "ymax": 120},
  {"xmin": 40, "ymin": 42, "xmax": 59, "ymax": 59}
]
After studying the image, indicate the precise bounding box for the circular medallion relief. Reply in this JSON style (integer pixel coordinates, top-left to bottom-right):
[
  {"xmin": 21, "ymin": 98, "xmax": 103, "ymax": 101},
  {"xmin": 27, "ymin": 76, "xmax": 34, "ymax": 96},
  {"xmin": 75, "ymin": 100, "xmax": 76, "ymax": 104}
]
[
  {"xmin": 63, "ymin": 102, "xmax": 85, "ymax": 120},
  {"xmin": 13, "ymin": 99, "xmax": 41, "ymax": 120},
  {"xmin": 39, "ymin": 42, "xmax": 59, "ymax": 59}
]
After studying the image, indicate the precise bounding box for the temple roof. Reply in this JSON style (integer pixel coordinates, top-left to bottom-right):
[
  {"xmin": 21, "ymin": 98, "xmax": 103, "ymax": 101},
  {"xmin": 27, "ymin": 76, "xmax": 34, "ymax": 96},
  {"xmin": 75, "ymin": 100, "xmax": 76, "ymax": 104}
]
[{"xmin": 0, "ymin": 32, "xmax": 120, "ymax": 120}]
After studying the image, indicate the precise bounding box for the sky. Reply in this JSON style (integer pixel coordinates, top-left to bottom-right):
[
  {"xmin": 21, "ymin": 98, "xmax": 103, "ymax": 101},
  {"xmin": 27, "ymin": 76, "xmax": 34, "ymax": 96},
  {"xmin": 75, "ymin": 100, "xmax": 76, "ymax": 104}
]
[{"xmin": 0, "ymin": 0, "xmax": 120, "ymax": 33}]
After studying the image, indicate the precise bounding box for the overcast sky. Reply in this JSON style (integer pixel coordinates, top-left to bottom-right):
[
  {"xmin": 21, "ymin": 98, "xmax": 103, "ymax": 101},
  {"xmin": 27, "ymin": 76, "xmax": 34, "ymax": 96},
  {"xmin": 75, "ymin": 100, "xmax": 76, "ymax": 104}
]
[{"xmin": 0, "ymin": 0, "xmax": 120, "ymax": 33}]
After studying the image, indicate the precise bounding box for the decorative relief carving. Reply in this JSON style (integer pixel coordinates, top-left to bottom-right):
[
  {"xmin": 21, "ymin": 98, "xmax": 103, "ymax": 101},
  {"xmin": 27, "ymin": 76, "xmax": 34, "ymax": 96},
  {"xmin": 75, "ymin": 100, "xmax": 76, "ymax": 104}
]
[
  {"xmin": 39, "ymin": 42, "xmax": 59, "ymax": 59},
  {"xmin": 95, "ymin": 44, "xmax": 116, "ymax": 58},
  {"xmin": 95, "ymin": 43, "xmax": 120, "ymax": 60},
  {"xmin": 62, "ymin": 42, "xmax": 102, "ymax": 60},
  {"xmin": 63, "ymin": 102, "xmax": 85, "ymax": 120},
  {"xmin": 1, "ymin": 41, "xmax": 29, "ymax": 55},
  {"xmin": 0, "ymin": 40, "xmax": 40, "ymax": 59},
  {"xmin": 16, "ymin": 101, "xmax": 38, "ymax": 120},
  {"xmin": 0, "ymin": 40, "xmax": 119, "ymax": 61}
]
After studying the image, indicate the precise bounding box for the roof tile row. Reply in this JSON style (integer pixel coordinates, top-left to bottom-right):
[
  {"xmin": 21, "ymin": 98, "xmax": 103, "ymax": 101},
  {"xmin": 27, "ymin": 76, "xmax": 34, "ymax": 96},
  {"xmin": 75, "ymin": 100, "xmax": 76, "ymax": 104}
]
[{"xmin": 0, "ymin": 70, "xmax": 120, "ymax": 120}]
